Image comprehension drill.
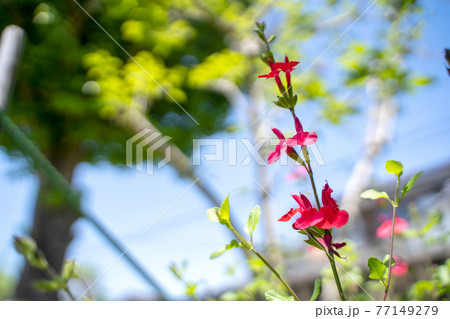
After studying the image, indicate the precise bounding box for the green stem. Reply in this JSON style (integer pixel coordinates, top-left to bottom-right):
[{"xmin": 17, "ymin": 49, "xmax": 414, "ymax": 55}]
[
  {"xmin": 44, "ymin": 264, "xmax": 76, "ymax": 301},
  {"xmin": 229, "ymin": 226, "xmax": 300, "ymax": 301},
  {"xmin": 383, "ymin": 176, "xmax": 400, "ymax": 301},
  {"xmin": 306, "ymin": 162, "xmax": 321, "ymax": 210},
  {"xmin": 304, "ymin": 156, "xmax": 346, "ymax": 301},
  {"xmin": 327, "ymin": 249, "xmax": 346, "ymax": 301}
]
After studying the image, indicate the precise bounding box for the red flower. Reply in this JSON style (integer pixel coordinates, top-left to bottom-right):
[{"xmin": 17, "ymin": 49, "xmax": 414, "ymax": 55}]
[
  {"xmin": 291, "ymin": 115, "xmax": 318, "ymax": 146},
  {"xmin": 267, "ymin": 128, "xmax": 297, "ymax": 164},
  {"xmin": 258, "ymin": 56, "xmax": 300, "ymax": 91},
  {"xmin": 392, "ymin": 256, "xmax": 409, "ymax": 276},
  {"xmin": 267, "ymin": 115, "xmax": 317, "ymax": 165},
  {"xmin": 278, "ymin": 193, "xmax": 324, "ymax": 229},
  {"xmin": 272, "ymin": 56, "xmax": 299, "ymax": 88},
  {"xmin": 259, "ymin": 61, "xmax": 285, "ymax": 92},
  {"xmin": 314, "ymin": 182, "xmax": 349, "ymax": 229},
  {"xmin": 376, "ymin": 217, "xmax": 409, "ymax": 238},
  {"xmin": 278, "ymin": 182, "xmax": 348, "ymax": 230}
]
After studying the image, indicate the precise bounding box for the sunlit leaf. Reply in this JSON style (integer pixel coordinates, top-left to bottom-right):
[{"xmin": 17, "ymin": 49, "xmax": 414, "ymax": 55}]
[
  {"xmin": 385, "ymin": 160, "xmax": 403, "ymax": 176},
  {"xmin": 360, "ymin": 189, "xmax": 391, "ymax": 202},
  {"xmin": 206, "ymin": 207, "xmax": 220, "ymax": 223},
  {"xmin": 210, "ymin": 240, "xmax": 245, "ymax": 259},
  {"xmin": 244, "ymin": 205, "xmax": 261, "ymax": 240},
  {"xmin": 219, "ymin": 196, "xmax": 231, "ymax": 225},
  {"xmin": 309, "ymin": 278, "xmax": 322, "ymax": 301},
  {"xmin": 368, "ymin": 257, "xmax": 387, "ymax": 286},
  {"xmin": 401, "ymin": 171, "xmax": 423, "ymax": 198},
  {"xmin": 265, "ymin": 290, "xmax": 294, "ymax": 301}
]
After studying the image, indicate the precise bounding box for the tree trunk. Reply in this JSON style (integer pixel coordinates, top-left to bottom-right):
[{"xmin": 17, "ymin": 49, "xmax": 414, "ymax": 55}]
[{"xmin": 15, "ymin": 152, "xmax": 80, "ymax": 300}]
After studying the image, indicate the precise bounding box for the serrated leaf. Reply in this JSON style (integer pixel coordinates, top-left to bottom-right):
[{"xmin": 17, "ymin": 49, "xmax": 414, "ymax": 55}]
[
  {"xmin": 360, "ymin": 189, "xmax": 391, "ymax": 201},
  {"xmin": 244, "ymin": 205, "xmax": 261, "ymax": 240},
  {"xmin": 309, "ymin": 278, "xmax": 322, "ymax": 301},
  {"xmin": 401, "ymin": 171, "xmax": 423, "ymax": 198},
  {"xmin": 265, "ymin": 290, "xmax": 294, "ymax": 301},
  {"xmin": 368, "ymin": 257, "xmax": 387, "ymax": 286},
  {"xmin": 386, "ymin": 160, "xmax": 403, "ymax": 176},
  {"xmin": 210, "ymin": 240, "xmax": 245, "ymax": 259},
  {"xmin": 218, "ymin": 196, "xmax": 231, "ymax": 225},
  {"xmin": 61, "ymin": 260, "xmax": 75, "ymax": 282},
  {"xmin": 304, "ymin": 238, "xmax": 324, "ymax": 251},
  {"xmin": 207, "ymin": 207, "xmax": 220, "ymax": 223},
  {"xmin": 33, "ymin": 279, "xmax": 64, "ymax": 292}
]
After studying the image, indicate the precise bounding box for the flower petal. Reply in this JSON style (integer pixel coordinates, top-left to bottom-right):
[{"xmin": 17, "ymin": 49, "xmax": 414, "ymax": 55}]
[
  {"xmin": 272, "ymin": 128, "xmax": 286, "ymax": 141},
  {"xmin": 267, "ymin": 145, "xmax": 281, "ymax": 164},
  {"xmin": 322, "ymin": 182, "xmax": 338, "ymax": 210},
  {"xmin": 290, "ymin": 132, "xmax": 318, "ymax": 146},
  {"xmin": 292, "ymin": 209, "xmax": 323, "ymax": 230},
  {"xmin": 294, "ymin": 115, "xmax": 303, "ymax": 134},
  {"xmin": 278, "ymin": 208, "xmax": 298, "ymax": 222},
  {"xmin": 333, "ymin": 210, "xmax": 349, "ymax": 228},
  {"xmin": 292, "ymin": 193, "xmax": 313, "ymax": 211}
]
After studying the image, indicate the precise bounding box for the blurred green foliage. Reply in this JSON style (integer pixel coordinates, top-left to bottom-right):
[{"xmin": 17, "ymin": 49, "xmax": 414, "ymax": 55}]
[{"xmin": 0, "ymin": 0, "xmax": 258, "ymax": 163}]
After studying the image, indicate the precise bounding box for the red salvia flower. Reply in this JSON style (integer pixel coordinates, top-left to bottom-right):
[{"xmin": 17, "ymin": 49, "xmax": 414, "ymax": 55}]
[
  {"xmin": 267, "ymin": 128, "xmax": 297, "ymax": 164},
  {"xmin": 315, "ymin": 182, "xmax": 349, "ymax": 229},
  {"xmin": 278, "ymin": 193, "xmax": 324, "ymax": 229},
  {"xmin": 267, "ymin": 115, "xmax": 317, "ymax": 165},
  {"xmin": 291, "ymin": 115, "xmax": 318, "ymax": 146},
  {"xmin": 258, "ymin": 56, "xmax": 300, "ymax": 92},
  {"xmin": 278, "ymin": 182, "xmax": 349, "ymax": 230},
  {"xmin": 376, "ymin": 217, "xmax": 409, "ymax": 238},
  {"xmin": 272, "ymin": 56, "xmax": 299, "ymax": 88},
  {"xmin": 391, "ymin": 256, "xmax": 409, "ymax": 276}
]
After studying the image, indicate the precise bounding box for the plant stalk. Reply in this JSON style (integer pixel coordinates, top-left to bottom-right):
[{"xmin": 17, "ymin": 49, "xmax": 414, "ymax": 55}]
[
  {"xmin": 383, "ymin": 176, "xmax": 400, "ymax": 301},
  {"xmin": 304, "ymin": 157, "xmax": 346, "ymax": 301},
  {"xmin": 229, "ymin": 226, "xmax": 300, "ymax": 301}
]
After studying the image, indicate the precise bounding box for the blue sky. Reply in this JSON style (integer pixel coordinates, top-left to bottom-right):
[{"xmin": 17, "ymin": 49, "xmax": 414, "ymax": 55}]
[{"xmin": 1, "ymin": 0, "xmax": 449, "ymax": 300}]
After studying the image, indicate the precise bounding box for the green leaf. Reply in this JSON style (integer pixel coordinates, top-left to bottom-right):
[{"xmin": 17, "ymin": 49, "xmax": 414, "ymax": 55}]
[
  {"xmin": 185, "ymin": 282, "xmax": 197, "ymax": 296},
  {"xmin": 244, "ymin": 205, "xmax": 261, "ymax": 241},
  {"xmin": 368, "ymin": 257, "xmax": 387, "ymax": 286},
  {"xmin": 401, "ymin": 171, "xmax": 423, "ymax": 198},
  {"xmin": 383, "ymin": 254, "xmax": 396, "ymax": 271},
  {"xmin": 411, "ymin": 76, "xmax": 433, "ymax": 86},
  {"xmin": 265, "ymin": 290, "xmax": 294, "ymax": 301},
  {"xmin": 210, "ymin": 240, "xmax": 245, "ymax": 259},
  {"xmin": 61, "ymin": 260, "xmax": 75, "ymax": 282},
  {"xmin": 386, "ymin": 160, "xmax": 403, "ymax": 176},
  {"xmin": 28, "ymin": 251, "xmax": 49, "ymax": 270},
  {"xmin": 33, "ymin": 279, "xmax": 64, "ymax": 292},
  {"xmin": 309, "ymin": 278, "xmax": 322, "ymax": 301},
  {"xmin": 360, "ymin": 189, "xmax": 391, "ymax": 201},
  {"xmin": 267, "ymin": 35, "xmax": 276, "ymax": 43},
  {"xmin": 218, "ymin": 196, "xmax": 231, "ymax": 225},
  {"xmin": 206, "ymin": 207, "xmax": 220, "ymax": 223},
  {"xmin": 169, "ymin": 263, "xmax": 183, "ymax": 280},
  {"xmin": 304, "ymin": 238, "xmax": 324, "ymax": 251}
]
